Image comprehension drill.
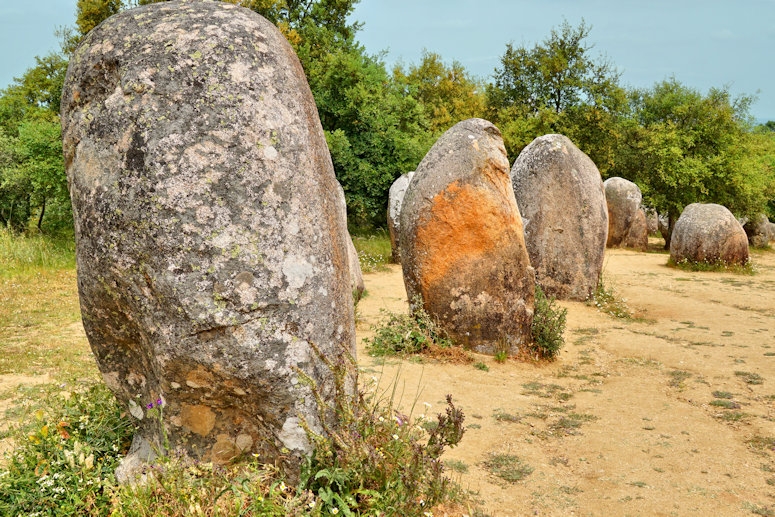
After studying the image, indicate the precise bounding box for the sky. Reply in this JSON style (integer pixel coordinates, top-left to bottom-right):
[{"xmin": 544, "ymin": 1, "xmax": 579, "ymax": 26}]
[{"xmin": 1, "ymin": 1, "xmax": 773, "ymax": 121}]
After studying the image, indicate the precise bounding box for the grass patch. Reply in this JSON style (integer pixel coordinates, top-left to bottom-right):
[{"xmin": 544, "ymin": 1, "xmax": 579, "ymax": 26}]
[
  {"xmin": 587, "ymin": 277, "xmax": 633, "ymax": 319},
  {"xmin": 712, "ymin": 390, "xmax": 734, "ymax": 399},
  {"xmin": 444, "ymin": 459, "xmax": 469, "ymax": 474},
  {"xmin": 667, "ymin": 256, "xmax": 756, "ymax": 275},
  {"xmin": 710, "ymin": 399, "xmax": 741, "ymax": 409},
  {"xmin": 481, "ymin": 453, "xmax": 533, "ymax": 483},
  {"xmin": 667, "ymin": 370, "xmax": 693, "ymax": 389},
  {"xmin": 351, "ymin": 229, "xmax": 392, "ymax": 273},
  {"xmin": 0, "ymin": 229, "xmax": 75, "ymax": 276},
  {"xmin": 493, "ymin": 410, "xmax": 521, "ymax": 423},
  {"xmin": 549, "ymin": 412, "xmax": 598, "ymax": 436},
  {"xmin": 735, "ymin": 371, "xmax": 765, "ymax": 385}
]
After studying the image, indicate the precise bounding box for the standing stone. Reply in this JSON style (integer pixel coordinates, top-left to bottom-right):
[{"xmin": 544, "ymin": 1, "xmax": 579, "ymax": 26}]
[
  {"xmin": 604, "ymin": 177, "xmax": 647, "ymax": 250},
  {"xmin": 511, "ymin": 134, "xmax": 608, "ymax": 301},
  {"xmin": 337, "ymin": 183, "xmax": 364, "ymax": 302},
  {"xmin": 61, "ymin": 1, "xmax": 355, "ymax": 479},
  {"xmin": 387, "ymin": 171, "xmax": 414, "ymax": 263},
  {"xmin": 622, "ymin": 208, "xmax": 649, "ymax": 251},
  {"xmin": 744, "ymin": 213, "xmax": 775, "ymax": 248},
  {"xmin": 400, "ymin": 119, "xmax": 534, "ymax": 355},
  {"xmin": 670, "ymin": 203, "xmax": 749, "ymax": 266}
]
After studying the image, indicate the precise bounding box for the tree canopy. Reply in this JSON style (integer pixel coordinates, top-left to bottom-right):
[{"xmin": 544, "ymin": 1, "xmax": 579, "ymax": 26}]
[{"xmin": 0, "ymin": 8, "xmax": 773, "ymax": 236}]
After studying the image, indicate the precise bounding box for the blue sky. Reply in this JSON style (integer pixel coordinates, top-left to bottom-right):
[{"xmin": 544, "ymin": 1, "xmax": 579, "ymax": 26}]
[{"xmin": 1, "ymin": 1, "xmax": 773, "ymax": 121}]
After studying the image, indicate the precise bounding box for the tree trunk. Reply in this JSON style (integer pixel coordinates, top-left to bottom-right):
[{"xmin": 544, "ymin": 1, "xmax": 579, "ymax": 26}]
[
  {"xmin": 37, "ymin": 198, "xmax": 46, "ymax": 232},
  {"xmin": 662, "ymin": 212, "xmax": 677, "ymax": 250}
]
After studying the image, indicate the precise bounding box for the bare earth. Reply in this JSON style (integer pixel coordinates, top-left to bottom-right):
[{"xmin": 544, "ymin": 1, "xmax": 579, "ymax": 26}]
[
  {"xmin": 1, "ymin": 244, "xmax": 773, "ymax": 515},
  {"xmin": 357, "ymin": 244, "xmax": 775, "ymax": 516}
]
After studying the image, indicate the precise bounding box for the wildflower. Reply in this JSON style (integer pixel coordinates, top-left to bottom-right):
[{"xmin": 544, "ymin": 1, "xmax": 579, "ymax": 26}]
[
  {"xmin": 331, "ymin": 508, "xmax": 339, "ymax": 515},
  {"xmin": 392, "ymin": 434, "xmax": 399, "ymax": 440},
  {"xmin": 146, "ymin": 402, "xmax": 154, "ymax": 409},
  {"xmin": 156, "ymin": 398, "xmax": 163, "ymax": 406}
]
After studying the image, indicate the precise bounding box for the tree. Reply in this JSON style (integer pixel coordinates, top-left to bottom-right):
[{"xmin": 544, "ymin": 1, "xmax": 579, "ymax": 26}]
[
  {"xmin": 310, "ymin": 46, "xmax": 432, "ymax": 226},
  {"xmin": 486, "ymin": 20, "xmax": 625, "ymax": 169},
  {"xmin": 393, "ymin": 51, "xmax": 486, "ymax": 135},
  {"xmin": 616, "ymin": 78, "xmax": 774, "ymax": 247}
]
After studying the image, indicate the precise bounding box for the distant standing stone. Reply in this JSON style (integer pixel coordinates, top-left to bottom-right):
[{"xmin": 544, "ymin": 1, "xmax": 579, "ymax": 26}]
[
  {"xmin": 511, "ymin": 134, "xmax": 608, "ymax": 300},
  {"xmin": 744, "ymin": 213, "xmax": 775, "ymax": 248},
  {"xmin": 670, "ymin": 203, "xmax": 749, "ymax": 266},
  {"xmin": 604, "ymin": 177, "xmax": 647, "ymax": 251},
  {"xmin": 61, "ymin": 1, "xmax": 354, "ymax": 480},
  {"xmin": 387, "ymin": 171, "xmax": 414, "ymax": 263},
  {"xmin": 400, "ymin": 119, "xmax": 535, "ymax": 355}
]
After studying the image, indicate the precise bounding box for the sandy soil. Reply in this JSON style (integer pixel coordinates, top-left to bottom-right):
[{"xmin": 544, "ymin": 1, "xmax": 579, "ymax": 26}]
[{"xmin": 356, "ymin": 244, "xmax": 775, "ymax": 516}]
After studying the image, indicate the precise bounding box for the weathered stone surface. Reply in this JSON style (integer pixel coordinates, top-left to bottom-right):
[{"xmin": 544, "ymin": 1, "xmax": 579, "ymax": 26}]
[
  {"xmin": 604, "ymin": 177, "xmax": 647, "ymax": 250},
  {"xmin": 387, "ymin": 171, "xmax": 414, "ymax": 263},
  {"xmin": 61, "ymin": 1, "xmax": 355, "ymax": 479},
  {"xmin": 644, "ymin": 207, "xmax": 659, "ymax": 236},
  {"xmin": 622, "ymin": 208, "xmax": 649, "ymax": 251},
  {"xmin": 400, "ymin": 119, "xmax": 535, "ymax": 355},
  {"xmin": 337, "ymin": 183, "xmax": 364, "ymax": 302},
  {"xmin": 511, "ymin": 134, "xmax": 608, "ymax": 300},
  {"xmin": 670, "ymin": 203, "xmax": 749, "ymax": 265},
  {"xmin": 744, "ymin": 213, "xmax": 775, "ymax": 248}
]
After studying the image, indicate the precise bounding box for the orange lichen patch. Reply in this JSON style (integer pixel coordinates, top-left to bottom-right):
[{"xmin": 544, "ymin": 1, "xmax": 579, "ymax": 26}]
[
  {"xmin": 180, "ymin": 404, "xmax": 216, "ymax": 436},
  {"xmin": 185, "ymin": 366, "xmax": 215, "ymax": 389},
  {"xmin": 414, "ymin": 178, "xmax": 524, "ymax": 296}
]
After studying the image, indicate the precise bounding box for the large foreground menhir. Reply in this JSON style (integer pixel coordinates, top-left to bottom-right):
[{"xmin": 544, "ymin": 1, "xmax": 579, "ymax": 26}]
[{"xmin": 60, "ymin": 1, "xmax": 355, "ymax": 480}]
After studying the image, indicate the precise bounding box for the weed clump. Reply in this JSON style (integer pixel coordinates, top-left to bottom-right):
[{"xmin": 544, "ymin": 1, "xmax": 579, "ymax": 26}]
[
  {"xmin": 0, "ymin": 383, "xmax": 134, "ymax": 516},
  {"xmin": 529, "ymin": 284, "xmax": 567, "ymax": 360},
  {"xmin": 365, "ymin": 298, "xmax": 453, "ymax": 357},
  {"xmin": 298, "ymin": 347, "xmax": 467, "ymax": 515},
  {"xmin": 587, "ymin": 277, "xmax": 633, "ymax": 319}
]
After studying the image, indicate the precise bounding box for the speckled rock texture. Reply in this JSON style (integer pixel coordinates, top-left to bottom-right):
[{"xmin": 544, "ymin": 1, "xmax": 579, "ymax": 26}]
[
  {"xmin": 60, "ymin": 0, "xmax": 355, "ymax": 479},
  {"xmin": 604, "ymin": 177, "xmax": 647, "ymax": 251},
  {"xmin": 511, "ymin": 134, "xmax": 608, "ymax": 301},
  {"xmin": 387, "ymin": 171, "xmax": 414, "ymax": 263},
  {"xmin": 744, "ymin": 213, "xmax": 775, "ymax": 248},
  {"xmin": 670, "ymin": 203, "xmax": 750, "ymax": 265},
  {"xmin": 337, "ymin": 183, "xmax": 364, "ymax": 302},
  {"xmin": 400, "ymin": 119, "xmax": 535, "ymax": 355}
]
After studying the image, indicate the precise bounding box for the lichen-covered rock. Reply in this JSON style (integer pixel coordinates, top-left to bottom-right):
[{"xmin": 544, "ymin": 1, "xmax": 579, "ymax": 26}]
[
  {"xmin": 61, "ymin": 1, "xmax": 355, "ymax": 479},
  {"xmin": 400, "ymin": 119, "xmax": 534, "ymax": 355},
  {"xmin": 387, "ymin": 171, "xmax": 414, "ymax": 263},
  {"xmin": 670, "ymin": 203, "xmax": 749, "ymax": 265},
  {"xmin": 511, "ymin": 134, "xmax": 608, "ymax": 300},
  {"xmin": 604, "ymin": 177, "xmax": 647, "ymax": 250},
  {"xmin": 744, "ymin": 213, "xmax": 775, "ymax": 248}
]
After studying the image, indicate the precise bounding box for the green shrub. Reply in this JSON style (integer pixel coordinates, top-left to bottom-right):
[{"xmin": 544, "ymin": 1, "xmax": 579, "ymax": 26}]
[
  {"xmin": 298, "ymin": 346, "xmax": 467, "ymax": 515},
  {"xmin": 365, "ymin": 298, "xmax": 453, "ymax": 356},
  {"xmin": 0, "ymin": 383, "xmax": 134, "ymax": 516},
  {"xmin": 530, "ymin": 284, "xmax": 567, "ymax": 360}
]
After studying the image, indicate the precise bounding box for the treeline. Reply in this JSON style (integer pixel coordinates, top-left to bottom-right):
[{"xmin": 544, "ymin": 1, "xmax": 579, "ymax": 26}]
[{"xmin": 1, "ymin": 0, "xmax": 774, "ymax": 238}]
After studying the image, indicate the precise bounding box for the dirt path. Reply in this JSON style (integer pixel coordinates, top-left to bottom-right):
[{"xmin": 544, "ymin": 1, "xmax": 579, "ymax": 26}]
[{"xmin": 356, "ymin": 247, "xmax": 775, "ymax": 516}]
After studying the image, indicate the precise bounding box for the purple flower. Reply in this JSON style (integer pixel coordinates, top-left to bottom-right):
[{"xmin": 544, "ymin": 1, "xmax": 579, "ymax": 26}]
[
  {"xmin": 146, "ymin": 403, "xmax": 154, "ymax": 409},
  {"xmin": 156, "ymin": 398, "xmax": 163, "ymax": 407}
]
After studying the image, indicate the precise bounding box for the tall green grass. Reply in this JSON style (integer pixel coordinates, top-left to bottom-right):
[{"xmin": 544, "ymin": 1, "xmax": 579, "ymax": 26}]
[{"xmin": 0, "ymin": 229, "xmax": 75, "ymax": 275}]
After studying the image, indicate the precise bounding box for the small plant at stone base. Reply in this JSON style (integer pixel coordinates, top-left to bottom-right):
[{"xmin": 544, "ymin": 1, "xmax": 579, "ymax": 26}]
[
  {"xmin": 529, "ymin": 284, "xmax": 567, "ymax": 360},
  {"xmin": 587, "ymin": 276, "xmax": 633, "ymax": 319},
  {"xmin": 298, "ymin": 344, "xmax": 468, "ymax": 516},
  {"xmin": 0, "ymin": 383, "xmax": 134, "ymax": 516},
  {"xmin": 494, "ymin": 350, "xmax": 508, "ymax": 363},
  {"xmin": 365, "ymin": 296, "xmax": 454, "ymax": 356}
]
